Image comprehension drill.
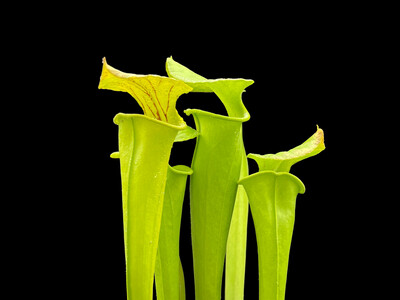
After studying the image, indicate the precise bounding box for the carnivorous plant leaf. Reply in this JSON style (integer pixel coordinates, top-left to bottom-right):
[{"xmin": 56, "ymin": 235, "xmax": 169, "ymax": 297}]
[
  {"xmin": 100, "ymin": 57, "xmax": 325, "ymax": 300},
  {"xmin": 99, "ymin": 59, "xmax": 192, "ymax": 300},
  {"xmin": 225, "ymin": 150, "xmax": 249, "ymax": 300},
  {"xmin": 184, "ymin": 110, "xmax": 247, "ymax": 300},
  {"xmin": 248, "ymin": 126, "xmax": 325, "ymax": 173},
  {"xmin": 100, "ymin": 57, "xmax": 192, "ymax": 126},
  {"xmin": 167, "ymin": 57, "xmax": 253, "ymax": 300},
  {"xmin": 155, "ymin": 165, "xmax": 193, "ymax": 300},
  {"xmin": 241, "ymin": 127, "xmax": 325, "ymax": 300},
  {"xmin": 238, "ymin": 171, "xmax": 305, "ymax": 300},
  {"xmin": 166, "ymin": 57, "xmax": 252, "ymax": 119}
]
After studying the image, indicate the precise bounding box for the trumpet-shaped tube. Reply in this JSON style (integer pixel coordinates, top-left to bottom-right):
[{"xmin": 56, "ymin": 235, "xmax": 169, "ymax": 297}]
[
  {"xmin": 167, "ymin": 57, "xmax": 253, "ymax": 300},
  {"xmin": 155, "ymin": 165, "xmax": 193, "ymax": 300},
  {"xmin": 238, "ymin": 171, "xmax": 305, "ymax": 300},
  {"xmin": 242, "ymin": 127, "xmax": 325, "ymax": 299},
  {"xmin": 114, "ymin": 113, "xmax": 186, "ymax": 299},
  {"xmin": 99, "ymin": 58, "xmax": 193, "ymax": 300},
  {"xmin": 186, "ymin": 109, "xmax": 246, "ymax": 300}
]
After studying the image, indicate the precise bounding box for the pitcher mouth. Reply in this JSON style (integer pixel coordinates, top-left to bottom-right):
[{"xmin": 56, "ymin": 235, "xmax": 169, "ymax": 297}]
[
  {"xmin": 168, "ymin": 164, "xmax": 193, "ymax": 175},
  {"xmin": 184, "ymin": 108, "xmax": 250, "ymax": 123},
  {"xmin": 113, "ymin": 113, "xmax": 187, "ymax": 130},
  {"xmin": 238, "ymin": 170, "xmax": 306, "ymax": 194}
]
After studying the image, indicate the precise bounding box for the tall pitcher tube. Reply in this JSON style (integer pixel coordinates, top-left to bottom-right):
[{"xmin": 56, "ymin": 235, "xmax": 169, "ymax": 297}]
[
  {"xmin": 114, "ymin": 113, "xmax": 186, "ymax": 300},
  {"xmin": 238, "ymin": 171, "xmax": 305, "ymax": 300},
  {"xmin": 186, "ymin": 109, "xmax": 246, "ymax": 300},
  {"xmin": 155, "ymin": 165, "xmax": 193, "ymax": 300}
]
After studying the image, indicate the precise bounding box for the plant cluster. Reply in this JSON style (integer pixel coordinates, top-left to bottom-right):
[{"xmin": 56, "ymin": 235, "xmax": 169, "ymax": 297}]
[{"xmin": 98, "ymin": 57, "xmax": 325, "ymax": 300}]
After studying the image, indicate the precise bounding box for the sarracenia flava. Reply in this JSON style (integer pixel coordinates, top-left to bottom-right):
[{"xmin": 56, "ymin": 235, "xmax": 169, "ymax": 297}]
[
  {"xmin": 98, "ymin": 57, "xmax": 325, "ymax": 300},
  {"xmin": 166, "ymin": 57, "xmax": 252, "ymax": 300},
  {"xmin": 99, "ymin": 58, "xmax": 195, "ymax": 300},
  {"xmin": 239, "ymin": 127, "xmax": 325, "ymax": 300}
]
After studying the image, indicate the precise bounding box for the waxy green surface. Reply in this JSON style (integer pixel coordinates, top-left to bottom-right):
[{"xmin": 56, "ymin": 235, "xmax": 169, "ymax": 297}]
[
  {"xmin": 241, "ymin": 127, "xmax": 325, "ymax": 299},
  {"xmin": 99, "ymin": 59, "xmax": 192, "ymax": 300},
  {"xmin": 155, "ymin": 165, "xmax": 193, "ymax": 300},
  {"xmin": 99, "ymin": 57, "xmax": 326, "ymax": 300},
  {"xmin": 239, "ymin": 171, "xmax": 305, "ymax": 300},
  {"xmin": 167, "ymin": 57, "xmax": 252, "ymax": 300}
]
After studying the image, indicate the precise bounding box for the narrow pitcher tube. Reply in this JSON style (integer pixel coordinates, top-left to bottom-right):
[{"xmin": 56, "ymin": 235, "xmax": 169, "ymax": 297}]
[
  {"xmin": 238, "ymin": 171, "xmax": 305, "ymax": 300},
  {"xmin": 225, "ymin": 149, "xmax": 249, "ymax": 300},
  {"xmin": 155, "ymin": 165, "xmax": 193, "ymax": 300},
  {"xmin": 186, "ymin": 109, "xmax": 246, "ymax": 300},
  {"xmin": 114, "ymin": 113, "xmax": 186, "ymax": 300},
  {"xmin": 166, "ymin": 57, "xmax": 253, "ymax": 300},
  {"xmin": 99, "ymin": 58, "xmax": 193, "ymax": 300}
]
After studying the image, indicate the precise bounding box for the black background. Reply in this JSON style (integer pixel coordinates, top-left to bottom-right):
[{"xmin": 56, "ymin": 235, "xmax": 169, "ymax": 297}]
[{"xmin": 22, "ymin": 5, "xmax": 389, "ymax": 299}]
